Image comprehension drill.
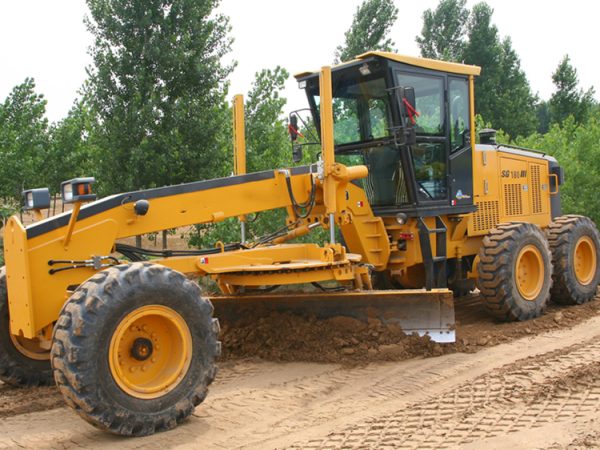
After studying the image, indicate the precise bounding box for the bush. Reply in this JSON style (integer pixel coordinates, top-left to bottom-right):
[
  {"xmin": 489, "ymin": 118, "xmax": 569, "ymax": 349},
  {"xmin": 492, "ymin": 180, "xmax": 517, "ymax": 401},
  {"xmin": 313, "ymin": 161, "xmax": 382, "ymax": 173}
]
[{"xmin": 515, "ymin": 112, "xmax": 600, "ymax": 224}]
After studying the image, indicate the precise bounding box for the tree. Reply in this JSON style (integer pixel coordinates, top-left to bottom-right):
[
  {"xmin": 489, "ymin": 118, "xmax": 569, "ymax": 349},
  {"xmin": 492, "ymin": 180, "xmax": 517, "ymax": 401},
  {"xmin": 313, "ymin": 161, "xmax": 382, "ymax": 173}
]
[
  {"xmin": 549, "ymin": 55, "xmax": 596, "ymax": 126},
  {"xmin": 192, "ymin": 67, "xmax": 293, "ymax": 248},
  {"xmin": 536, "ymin": 101, "xmax": 550, "ymax": 134},
  {"xmin": 84, "ymin": 0, "xmax": 234, "ymax": 195},
  {"xmin": 0, "ymin": 78, "xmax": 50, "ymax": 198},
  {"xmin": 47, "ymin": 99, "xmax": 98, "ymax": 194},
  {"xmin": 334, "ymin": 0, "xmax": 398, "ymax": 63},
  {"xmin": 463, "ymin": 3, "xmax": 537, "ymax": 138},
  {"xmin": 245, "ymin": 66, "xmax": 290, "ymax": 172},
  {"xmin": 416, "ymin": 0, "xmax": 469, "ymax": 61},
  {"xmin": 515, "ymin": 111, "xmax": 600, "ymax": 224}
]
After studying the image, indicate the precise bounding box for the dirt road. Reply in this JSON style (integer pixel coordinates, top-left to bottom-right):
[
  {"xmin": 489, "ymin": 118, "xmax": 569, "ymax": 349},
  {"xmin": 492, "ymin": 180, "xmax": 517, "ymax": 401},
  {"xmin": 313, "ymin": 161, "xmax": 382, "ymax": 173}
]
[{"xmin": 2, "ymin": 297, "xmax": 600, "ymax": 449}]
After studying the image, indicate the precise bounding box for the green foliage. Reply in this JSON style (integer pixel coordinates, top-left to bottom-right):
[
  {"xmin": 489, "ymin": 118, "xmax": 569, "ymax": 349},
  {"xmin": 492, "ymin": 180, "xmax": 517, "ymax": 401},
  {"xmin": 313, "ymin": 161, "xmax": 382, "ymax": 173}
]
[
  {"xmin": 463, "ymin": 3, "xmax": 537, "ymax": 139},
  {"xmin": 188, "ymin": 66, "xmax": 294, "ymax": 249},
  {"xmin": 549, "ymin": 55, "xmax": 596, "ymax": 126},
  {"xmin": 47, "ymin": 99, "xmax": 98, "ymax": 193},
  {"xmin": 416, "ymin": 0, "xmax": 469, "ymax": 61},
  {"xmin": 0, "ymin": 198, "xmax": 18, "ymax": 228},
  {"xmin": 245, "ymin": 66, "xmax": 291, "ymax": 172},
  {"xmin": 0, "ymin": 78, "xmax": 50, "ymax": 198},
  {"xmin": 515, "ymin": 112, "xmax": 600, "ymax": 224},
  {"xmin": 536, "ymin": 101, "xmax": 551, "ymax": 134},
  {"xmin": 334, "ymin": 0, "xmax": 398, "ymax": 63},
  {"xmin": 84, "ymin": 0, "xmax": 234, "ymax": 195}
]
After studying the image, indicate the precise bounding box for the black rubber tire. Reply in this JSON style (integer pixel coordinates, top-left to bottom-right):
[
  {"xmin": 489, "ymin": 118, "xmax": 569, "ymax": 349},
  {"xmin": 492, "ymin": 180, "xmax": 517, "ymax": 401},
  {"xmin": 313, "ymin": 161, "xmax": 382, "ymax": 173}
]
[
  {"xmin": 478, "ymin": 223, "xmax": 553, "ymax": 321},
  {"xmin": 0, "ymin": 267, "xmax": 53, "ymax": 386},
  {"xmin": 51, "ymin": 262, "xmax": 220, "ymax": 436},
  {"xmin": 547, "ymin": 215, "xmax": 600, "ymax": 305}
]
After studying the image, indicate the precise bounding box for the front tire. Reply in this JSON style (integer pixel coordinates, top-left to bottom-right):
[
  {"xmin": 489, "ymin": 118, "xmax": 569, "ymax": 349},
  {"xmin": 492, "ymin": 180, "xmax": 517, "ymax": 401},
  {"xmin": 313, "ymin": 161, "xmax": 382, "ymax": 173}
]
[
  {"xmin": 0, "ymin": 267, "xmax": 53, "ymax": 386},
  {"xmin": 51, "ymin": 263, "xmax": 220, "ymax": 436},
  {"xmin": 547, "ymin": 215, "xmax": 600, "ymax": 305},
  {"xmin": 478, "ymin": 223, "xmax": 552, "ymax": 321}
]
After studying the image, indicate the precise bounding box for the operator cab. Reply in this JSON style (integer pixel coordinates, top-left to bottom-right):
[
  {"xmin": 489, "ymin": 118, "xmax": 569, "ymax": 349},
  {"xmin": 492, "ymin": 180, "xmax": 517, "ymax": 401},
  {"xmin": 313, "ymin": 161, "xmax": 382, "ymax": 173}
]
[{"xmin": 295, "ymin": 52, "xmax": 480, "ymax": 217}]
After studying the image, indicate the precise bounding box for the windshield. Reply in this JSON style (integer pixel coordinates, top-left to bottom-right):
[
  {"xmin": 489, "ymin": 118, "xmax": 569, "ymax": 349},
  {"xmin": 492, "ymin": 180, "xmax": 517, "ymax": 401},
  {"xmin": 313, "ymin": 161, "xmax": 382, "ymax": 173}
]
[{"xmin": 312, "ymin": 73, "xmax": 393, "ymax": 146}]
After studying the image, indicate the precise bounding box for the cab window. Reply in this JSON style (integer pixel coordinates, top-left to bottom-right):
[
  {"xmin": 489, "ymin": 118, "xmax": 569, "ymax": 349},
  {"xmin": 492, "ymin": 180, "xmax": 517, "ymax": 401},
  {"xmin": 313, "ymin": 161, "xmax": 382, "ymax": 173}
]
[
  {"xmin": 312, "ymin": 76, "xmax": 393, "ymax": 146},
  {"xmin": 396, "ymin": 73, "xmax": 444, "ymax": 136},
  {"xmin": 449, "ymin": 78, "xmax": 469, "ymax": 151}
]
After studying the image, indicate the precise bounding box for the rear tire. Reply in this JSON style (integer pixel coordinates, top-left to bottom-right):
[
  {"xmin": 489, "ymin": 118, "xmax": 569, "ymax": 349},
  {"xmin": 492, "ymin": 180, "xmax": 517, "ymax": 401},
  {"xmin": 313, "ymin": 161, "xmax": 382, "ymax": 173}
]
[
  {"xmin": 0, "ymin": 267, "xmax": 53, "ymax": 386},
  {"xmin": 51, "ymin": 263, "xmax": 220, "ymax": 436},
  {"xmin": 547, "ymin": 215, "xmax": 600, "ymax": 305},
  {"xmin": 478, "ymin": 223, "xmax": 552, "ymax": 321}
]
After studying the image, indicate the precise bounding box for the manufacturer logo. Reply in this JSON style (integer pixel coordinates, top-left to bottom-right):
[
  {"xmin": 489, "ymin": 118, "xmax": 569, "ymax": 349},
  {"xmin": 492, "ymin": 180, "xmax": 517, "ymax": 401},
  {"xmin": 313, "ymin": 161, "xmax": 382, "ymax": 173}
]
[{"xmin": 455, "ymin": 190, "xmax": 471, "ymax": 200}]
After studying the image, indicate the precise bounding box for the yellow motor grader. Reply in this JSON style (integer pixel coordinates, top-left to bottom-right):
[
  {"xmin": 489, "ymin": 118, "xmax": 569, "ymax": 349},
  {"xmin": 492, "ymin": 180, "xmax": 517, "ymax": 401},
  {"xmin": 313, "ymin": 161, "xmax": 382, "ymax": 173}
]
[{"xmin": 1, "ymin": 52, "xmax": 599, "ymax": 436}]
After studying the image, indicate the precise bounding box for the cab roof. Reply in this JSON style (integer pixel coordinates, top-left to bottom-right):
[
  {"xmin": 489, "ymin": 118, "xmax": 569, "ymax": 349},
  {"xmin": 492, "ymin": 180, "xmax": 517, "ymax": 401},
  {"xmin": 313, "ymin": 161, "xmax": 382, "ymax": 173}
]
[{"xmin": 294, "ymin": 51, "xmax": 481, "ymax": 79}]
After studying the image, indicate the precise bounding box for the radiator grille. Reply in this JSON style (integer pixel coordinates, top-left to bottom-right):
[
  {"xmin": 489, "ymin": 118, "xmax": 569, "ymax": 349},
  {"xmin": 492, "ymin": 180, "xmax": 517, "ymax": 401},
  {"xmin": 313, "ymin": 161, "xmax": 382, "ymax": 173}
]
[
  {"xmin": 531, "ymin": 165, "xmax": 542, "ymax": 214},
  {"xmin": 473, "ymin": 201, "xmax": 499, "ymax": 232},
  {"xmin": 504, "ymin": 184, "xmax": 523, "ymax": 216}
]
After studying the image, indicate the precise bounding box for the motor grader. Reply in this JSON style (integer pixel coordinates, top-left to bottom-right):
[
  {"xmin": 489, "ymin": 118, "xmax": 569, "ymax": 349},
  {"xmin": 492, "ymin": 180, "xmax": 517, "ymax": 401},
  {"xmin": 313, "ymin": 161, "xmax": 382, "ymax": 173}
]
[{"xmin": 1, "ymin": 51, "xmax": 599, "ymax": 436}]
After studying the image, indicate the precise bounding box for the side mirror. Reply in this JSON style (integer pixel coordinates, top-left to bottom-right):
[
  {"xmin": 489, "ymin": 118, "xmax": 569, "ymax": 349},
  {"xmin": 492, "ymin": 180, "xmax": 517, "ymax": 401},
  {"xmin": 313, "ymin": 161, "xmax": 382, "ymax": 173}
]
[
  {"xmin": 399, "ymin": 87, "xmax": 417, "ymax": 146},
  {"xmin": 404, "ymin": 87, "xmax": 416, "ymax": 113},
  {"xmin": 289, "ymin": 114, "xmax": 299, "ymax": 142}
]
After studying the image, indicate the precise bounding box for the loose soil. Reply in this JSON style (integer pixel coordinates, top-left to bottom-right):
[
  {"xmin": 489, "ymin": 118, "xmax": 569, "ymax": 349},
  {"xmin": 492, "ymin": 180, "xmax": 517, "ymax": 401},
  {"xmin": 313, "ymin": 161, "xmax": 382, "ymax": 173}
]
[
  {"xmin": 2, "ymin": 293, "xmax": 600, "ymax": 449},
  {"xmin": 220, "ymin": 292, "xmax": 600, "ymax": 364}
]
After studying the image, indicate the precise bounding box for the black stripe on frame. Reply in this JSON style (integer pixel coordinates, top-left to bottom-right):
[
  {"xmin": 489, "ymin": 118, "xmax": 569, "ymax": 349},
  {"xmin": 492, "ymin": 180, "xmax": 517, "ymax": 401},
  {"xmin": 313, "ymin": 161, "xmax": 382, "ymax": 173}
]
[{"xmin": 26, "ymin": 166, "xmax": 313, "ymax": 240}]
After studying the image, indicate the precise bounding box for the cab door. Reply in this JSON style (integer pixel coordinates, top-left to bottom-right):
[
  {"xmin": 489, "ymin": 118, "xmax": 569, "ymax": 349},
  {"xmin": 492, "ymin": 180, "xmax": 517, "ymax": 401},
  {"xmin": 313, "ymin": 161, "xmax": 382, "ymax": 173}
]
[
  {"xmin": 396, "ymin": 71, "xmax": 449, "ymax": 205},
  {"xmin": 448, "ymin": 76, "xmax": 473, "ymax": 207}
]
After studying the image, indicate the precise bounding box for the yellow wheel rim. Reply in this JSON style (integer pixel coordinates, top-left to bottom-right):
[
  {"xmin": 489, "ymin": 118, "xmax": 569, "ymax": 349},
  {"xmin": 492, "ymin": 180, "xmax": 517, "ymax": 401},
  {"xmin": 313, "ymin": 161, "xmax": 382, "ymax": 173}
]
[
  {"xmin": 9, "ymin": 334, "xmax": 50, "ymax": 361},
  {"xmin": 109, "ymin": 305, "xmax": 192, "ymax": 399},
  {"xmin": 574, "ymin": 236, "xmax": 597, "ymax": 285},
  {"xmin": 515, "ymin": 244, "xmax": 544, "ymax": 301}
]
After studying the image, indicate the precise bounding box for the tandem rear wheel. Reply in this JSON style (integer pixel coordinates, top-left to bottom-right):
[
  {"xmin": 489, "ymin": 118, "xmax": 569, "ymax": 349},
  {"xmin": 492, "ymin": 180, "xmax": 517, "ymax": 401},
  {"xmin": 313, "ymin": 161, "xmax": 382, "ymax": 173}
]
[
  {"xmin": 547, "ymin": 215, "xmax": 600, "ymax": 305},
  {"xmin": 51, "ymin": 262, "xmax": 221, "ymax": 436}
]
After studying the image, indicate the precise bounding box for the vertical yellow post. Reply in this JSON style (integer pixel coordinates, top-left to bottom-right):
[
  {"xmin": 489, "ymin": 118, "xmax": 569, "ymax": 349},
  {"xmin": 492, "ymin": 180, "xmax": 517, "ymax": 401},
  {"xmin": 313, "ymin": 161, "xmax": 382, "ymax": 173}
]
[
  {"xmin": 232, "ymin": 94, "xmax": 247, "ymax": 242},
  {"xmin": 468, "ymin": 75, "xmax": 476, "ymax": 151},
  {"xmin": 319, "ymin": 66, "xmax": 337, "ymax": 243},
  {"xmin": 233, "ymin": 94, "xmax": 246, "ymax": 177}
]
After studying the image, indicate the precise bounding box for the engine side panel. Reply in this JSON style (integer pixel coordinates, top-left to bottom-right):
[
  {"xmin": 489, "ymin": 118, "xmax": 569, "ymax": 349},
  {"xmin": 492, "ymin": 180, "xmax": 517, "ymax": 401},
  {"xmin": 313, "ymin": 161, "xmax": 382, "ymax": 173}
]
[{"xmin": 468, "ymin": 144, "xmax": 555, "ymax": 237}]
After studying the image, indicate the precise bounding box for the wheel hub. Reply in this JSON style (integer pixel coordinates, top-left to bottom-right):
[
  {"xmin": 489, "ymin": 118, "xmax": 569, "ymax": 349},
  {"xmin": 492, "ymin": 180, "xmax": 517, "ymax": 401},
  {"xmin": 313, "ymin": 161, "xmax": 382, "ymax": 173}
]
[
  {"xmin": 130, "ymin": 337, "xmax": 153, "ymax": 361},
  {"xmin": 574, "ymin": 236, "xmax": 596, "ymax": 285},
  {"xmin": 515, "ymin": 244, "xmax": 544, "ymax": 301},
  {"xmin": 109, "ymin": 305, "xmax": 192, "ymax": 399}
]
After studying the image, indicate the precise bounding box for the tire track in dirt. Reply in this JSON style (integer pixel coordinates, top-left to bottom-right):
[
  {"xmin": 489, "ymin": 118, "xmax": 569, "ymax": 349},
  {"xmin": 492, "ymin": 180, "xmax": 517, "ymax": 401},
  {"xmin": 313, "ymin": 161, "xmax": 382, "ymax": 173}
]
[
  {"xmin": 3, "ymin": 298, "xmax": 600, "ymax": 449},
  {"xmin": 0, "ymin": 383, "xmax": 63, "ymax": 419},
  {"xmin": 292, "ymin": 341, "xmax": 600, "ymax": 449}
]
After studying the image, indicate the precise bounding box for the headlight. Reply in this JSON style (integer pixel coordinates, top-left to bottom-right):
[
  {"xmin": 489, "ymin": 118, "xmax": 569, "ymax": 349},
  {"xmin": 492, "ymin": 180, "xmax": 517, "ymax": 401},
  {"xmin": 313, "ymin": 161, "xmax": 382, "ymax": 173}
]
[
  {"xmin": 60, "ymin": 178, "xmax": 96, "ymax": 204},
  {"xmin": 21, "ymin": 188, "xmax": 51, "ymax": 211},
  {"xmin": 395, "ymin": 212, "xmax": 408, "ymax": 225}
]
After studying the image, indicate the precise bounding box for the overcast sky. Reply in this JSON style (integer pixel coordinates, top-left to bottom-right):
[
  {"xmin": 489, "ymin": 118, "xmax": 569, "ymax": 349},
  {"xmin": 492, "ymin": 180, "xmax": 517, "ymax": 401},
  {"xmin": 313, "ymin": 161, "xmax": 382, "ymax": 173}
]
[{"xmin": 0, "ymin": 0, "xmax": 597, "ymax": 123}]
